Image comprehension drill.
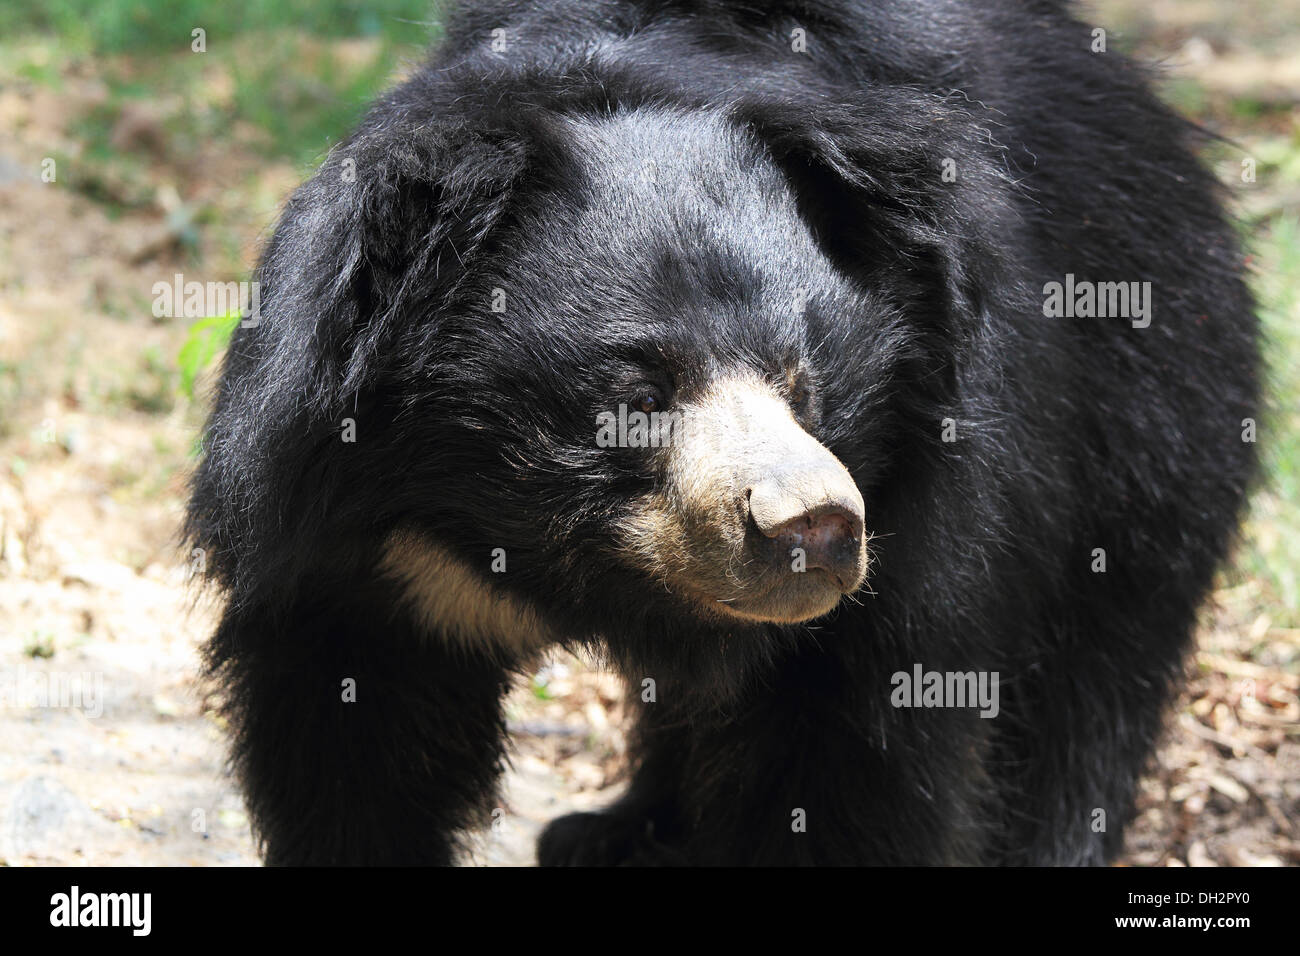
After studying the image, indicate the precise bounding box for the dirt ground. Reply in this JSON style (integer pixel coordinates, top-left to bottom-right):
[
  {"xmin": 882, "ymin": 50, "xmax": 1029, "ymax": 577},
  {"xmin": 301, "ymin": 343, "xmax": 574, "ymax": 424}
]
[{"xmin": 0, "ymin": 8, "xmax": 1297, "ymax": 867}]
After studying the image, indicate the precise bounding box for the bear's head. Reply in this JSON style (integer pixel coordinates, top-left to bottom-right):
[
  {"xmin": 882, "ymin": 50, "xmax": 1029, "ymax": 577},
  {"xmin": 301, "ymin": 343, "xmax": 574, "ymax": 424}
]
[{"xmin": 191, "ymin": 72, "xmax": 1017, "ymax": 687}]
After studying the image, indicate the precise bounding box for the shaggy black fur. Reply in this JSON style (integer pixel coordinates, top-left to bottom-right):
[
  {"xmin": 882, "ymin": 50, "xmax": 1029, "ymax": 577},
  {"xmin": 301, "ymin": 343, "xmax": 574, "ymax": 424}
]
[{"xmin": 187, "ymin": 0, "xmax": 1260, "ymax": 865}]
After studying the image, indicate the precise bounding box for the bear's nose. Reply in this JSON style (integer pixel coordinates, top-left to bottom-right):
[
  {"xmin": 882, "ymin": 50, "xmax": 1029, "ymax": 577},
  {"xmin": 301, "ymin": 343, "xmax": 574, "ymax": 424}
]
[
  {"xmin": 747, "ymin": 478, "xmax": 866, "ymax": 591},
  {"xmin": 758, "ymin": 507, "xmax": 863, "ymax": 590}
]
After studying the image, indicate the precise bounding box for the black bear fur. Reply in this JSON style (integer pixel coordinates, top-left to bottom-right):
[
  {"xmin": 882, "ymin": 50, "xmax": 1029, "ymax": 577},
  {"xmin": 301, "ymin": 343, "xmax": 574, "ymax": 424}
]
[{"xmin": 187, "ymin": 0, "xmax": 1260, "ymax": 865}]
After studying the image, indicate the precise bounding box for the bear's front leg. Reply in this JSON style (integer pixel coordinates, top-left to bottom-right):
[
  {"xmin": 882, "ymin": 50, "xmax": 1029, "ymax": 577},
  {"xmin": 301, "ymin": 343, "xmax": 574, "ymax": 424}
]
[
  {"xmin": 207, "ymin": 576, "xmax": 515, "ymax": 866},
  {"xmin": 664, "ymin": 648, "xmax": 995, "ymax": 866},
  {"xmin": 538, "ymin": 700, "xmax": 689, "ymax": 866},
  {"xmin": 543, "ymin": 642, "xmax": 995, "ymax": 866}
]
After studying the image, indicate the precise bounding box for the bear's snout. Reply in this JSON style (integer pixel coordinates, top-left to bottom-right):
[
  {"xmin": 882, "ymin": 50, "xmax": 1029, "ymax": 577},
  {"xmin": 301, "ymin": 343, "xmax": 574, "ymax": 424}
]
[
  {"xmin": 747, "ymin": 457, "xmax": 866, "ymax": 593},
  {"xmin": 621, "ymin": 372, "xmax": 871, "ymax": 624},
  {"xmin": 752, "ymin": 500, "xmax": 864, "ymax": 592}
]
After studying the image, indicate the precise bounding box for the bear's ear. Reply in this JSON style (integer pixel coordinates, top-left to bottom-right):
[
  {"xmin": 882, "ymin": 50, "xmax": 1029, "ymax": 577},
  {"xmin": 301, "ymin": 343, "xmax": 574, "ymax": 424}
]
[
  {"xmin": 189, "ymin": 122, "xmax": 529, "ymax": 592},
  {"xmin": 244, "ymin": 122, "xmax": 530, "ymax": 412},
  {"xmin": 735, "ymin": 89, "xmax": 1026, "ymax": 338}
]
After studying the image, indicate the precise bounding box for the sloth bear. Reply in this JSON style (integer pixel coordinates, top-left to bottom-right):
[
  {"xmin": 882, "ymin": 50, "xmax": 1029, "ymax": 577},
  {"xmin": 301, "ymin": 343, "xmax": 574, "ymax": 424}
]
[{"xmin": 187, "ymin": 0, "xmax": 1260, "ymax": 866}]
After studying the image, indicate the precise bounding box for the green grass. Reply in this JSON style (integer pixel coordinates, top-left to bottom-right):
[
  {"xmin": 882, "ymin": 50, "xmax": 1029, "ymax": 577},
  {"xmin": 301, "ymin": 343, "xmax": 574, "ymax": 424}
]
[
  {"xmin": 0, "ymin": 0, "xmax": 435, "ymax": 53},
  {"xmin": 23, "ymin": 633, "xmax": 56, "ymax": 659},
  {"xmin": 228, "ymin": 34, "xmax": 419, "ymax": 162},
  {"xmin": 1236, "ymin": 213, "xmax": 1300, "ymax": 624},
  {"xmin": 178, "ymin": 311, "xmax": 240, "ymax": 400},
  {"xmin": 61, "ymin": 34, "xmax": 423, "ymax": 169},
  {"xmin": 2, "ymin": 1, "xmax": 436, "ymax": 169}
]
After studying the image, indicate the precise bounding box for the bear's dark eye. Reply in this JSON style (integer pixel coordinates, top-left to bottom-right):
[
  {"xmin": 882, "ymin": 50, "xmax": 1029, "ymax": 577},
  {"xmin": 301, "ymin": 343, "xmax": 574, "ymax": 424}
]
[{"xmin": 632, "ymin": 387, "xmax": 663, "ymax": 415}]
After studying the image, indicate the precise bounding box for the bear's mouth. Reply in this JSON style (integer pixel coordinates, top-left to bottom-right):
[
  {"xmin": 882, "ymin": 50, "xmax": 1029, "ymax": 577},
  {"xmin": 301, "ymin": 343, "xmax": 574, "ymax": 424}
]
[{"xmin": 697, "ymin": 566, "xmax": 861, "ymax": 625}]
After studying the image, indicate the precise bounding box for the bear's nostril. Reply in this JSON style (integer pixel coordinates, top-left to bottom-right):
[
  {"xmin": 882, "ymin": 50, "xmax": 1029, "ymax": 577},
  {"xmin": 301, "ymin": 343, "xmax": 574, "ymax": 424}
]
[
  {"xmin": 747, "ymin": 469, "xmax": 865, "ymax": 544},
  {"xmin": 776, "ymin": 509, "xmax": 856, "ymax": 547},
  {"xmin": 766, "ymin": 507, "xmax": 863, "ymax": 591}
]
